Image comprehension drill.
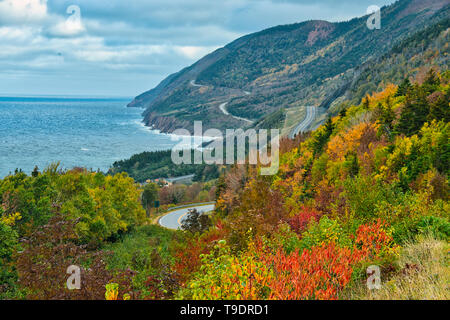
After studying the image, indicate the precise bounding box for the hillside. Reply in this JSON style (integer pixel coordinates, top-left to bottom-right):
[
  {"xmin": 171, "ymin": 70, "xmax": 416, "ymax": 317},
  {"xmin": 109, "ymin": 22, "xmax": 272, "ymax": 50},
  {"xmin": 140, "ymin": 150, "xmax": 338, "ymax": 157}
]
[
  {"xmin": 314, "ymin": 14, "xmax": 450, "ymax": 128},
  {"xmin": 108, "ymin": 150, "xmax": 220, "ymax": 183},
  {"xmin": 1, "ymin": 59, "xmax": 448, "ymax": 302},
  {"xmin": 179, "ymin": 68, "xmax": 449, "ymax": 300},
  {"xmin": 129, "ymin": 0, "xmax": 449, "ymax": 133}
]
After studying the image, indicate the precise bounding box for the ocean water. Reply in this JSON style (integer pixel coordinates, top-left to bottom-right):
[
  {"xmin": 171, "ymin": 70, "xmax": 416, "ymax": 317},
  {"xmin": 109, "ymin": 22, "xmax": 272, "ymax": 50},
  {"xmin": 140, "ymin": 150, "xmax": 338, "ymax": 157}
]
[{"xmin": 0, "ymin": 96, "xmax": 181, "ymax": 178}]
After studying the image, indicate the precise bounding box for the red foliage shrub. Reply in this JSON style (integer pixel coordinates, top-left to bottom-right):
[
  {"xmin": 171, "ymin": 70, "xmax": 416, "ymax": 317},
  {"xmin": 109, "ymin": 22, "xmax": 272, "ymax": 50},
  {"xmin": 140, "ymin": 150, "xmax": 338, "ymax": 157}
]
[
  {"xmin": 171, "ymin": 222, "xmax": 227, "ymax": 283},
  {"xmin": 353, "ymin": 219, "xmax": 397, "ymax": 260},
  {"xmin": 287, "ymin": 206, "xmax": 322, "ymax": 234},
  {"xmin": 262, "ymin": 243, "xmax": 357, "ymax": 300},
  {"xmin": 256, "ymin": 220, "xmax": 397, "ymax": 300}
]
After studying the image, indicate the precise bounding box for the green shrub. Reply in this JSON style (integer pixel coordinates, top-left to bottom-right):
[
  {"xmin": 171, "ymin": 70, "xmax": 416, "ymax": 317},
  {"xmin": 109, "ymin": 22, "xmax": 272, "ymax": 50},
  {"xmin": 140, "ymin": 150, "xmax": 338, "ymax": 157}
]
[
  {"xmin": 299, "ymin": 216, "xmax": 351, "ymax": 250},
  {"xmin": 393, "ymin": 216, "xmax": 450, "ymax": 244}
]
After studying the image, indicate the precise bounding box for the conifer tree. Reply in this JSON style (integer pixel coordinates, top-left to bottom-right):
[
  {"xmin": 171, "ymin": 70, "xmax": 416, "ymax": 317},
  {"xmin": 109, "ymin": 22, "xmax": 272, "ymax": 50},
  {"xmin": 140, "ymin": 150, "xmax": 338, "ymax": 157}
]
[{"xmin": 395, "ymin": 77, "xmax": 412, "ymax": 97}]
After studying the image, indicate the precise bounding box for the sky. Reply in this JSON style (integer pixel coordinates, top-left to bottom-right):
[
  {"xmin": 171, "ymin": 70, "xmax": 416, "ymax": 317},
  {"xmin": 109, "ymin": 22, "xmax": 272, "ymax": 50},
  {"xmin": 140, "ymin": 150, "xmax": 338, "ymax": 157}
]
[{"xmin": 0, "ymin": 0, "xmax": 396, "ymax": 97}]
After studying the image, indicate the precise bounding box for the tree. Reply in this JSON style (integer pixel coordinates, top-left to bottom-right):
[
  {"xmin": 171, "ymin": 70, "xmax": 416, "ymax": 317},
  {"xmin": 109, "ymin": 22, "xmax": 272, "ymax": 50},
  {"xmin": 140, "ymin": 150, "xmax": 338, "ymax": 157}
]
[
  {"xmin": 287, "ymin": 206, "xmax": 322, "ymax": 234},
  {"xmin": 15, "ymin": 215, "xmax": 117, "ymax": 300},
  {"xmin": 395, "ymin": 85, "xmax": 429, "ymax": 136},
  {"xmin": 31, "ymin": 166, "xmax": 40, "ymax": 178},
  {"xmin": 312, "ymin": 117, "xmax": 334, "ymax": 157},
  {"xmin": 428, "ymin": 91, "xmax": 450, "ymax": 123},
  {"xmin": 395, "ymin": 77, "xmax": 412, "ymax": 97},
  {"xmin": 362, "ymin": 95, "xmax": 370, "ymax": 109},
  {"xmin": 181, "ymin": 209, "xmax": 212, "ymax": 234},
  {"xmin": 169, "ymin": 185, "xmax": 187, "ymax": 204},
  {"xmin": 215, "ymin": 176, "xmax": 226, "ymax": 200},
  {"xmin": 141, "ymin": 183, "xmax": 159, "ymax": 216},
  {"xmin": 422, "ymin": 69, "xmax": 440, "ymax": 94},
  {"xmin": 0, "ymin": 221, "xmax": 18, "ymax": 298}
]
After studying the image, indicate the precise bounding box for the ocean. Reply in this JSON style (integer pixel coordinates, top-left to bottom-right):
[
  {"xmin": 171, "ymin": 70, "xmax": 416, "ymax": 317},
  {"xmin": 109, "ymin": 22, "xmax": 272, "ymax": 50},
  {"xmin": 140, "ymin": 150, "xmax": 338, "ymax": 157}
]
[{"xmin": 0, "ymin": 96, "xmax": 181, "ymax": 178}]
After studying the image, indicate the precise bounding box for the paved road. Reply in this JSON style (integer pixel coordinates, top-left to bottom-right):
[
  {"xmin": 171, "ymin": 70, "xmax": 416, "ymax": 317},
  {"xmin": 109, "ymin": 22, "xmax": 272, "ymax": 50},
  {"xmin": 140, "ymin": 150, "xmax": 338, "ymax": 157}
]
[
  {"xmin": 191, "ymin": 79, "xmax": 254, "ymax": 124},
  {"xmin": 289, "ymin": 106, "xmax": 316, "ymax": 139},
  {"xmin": 158, "ymin": 203, "xmax": 215, "ymax": 230},
  {"xmin": 165, "ymin": 174, "xmax": 195, "ymax": 183},
  {"xmin": 190, "ymin": 80, "xmax": 207, "ymax": 88},
  {"xmin": 219, "ymin": 102, "xmax": 254, "ymax": 124}
]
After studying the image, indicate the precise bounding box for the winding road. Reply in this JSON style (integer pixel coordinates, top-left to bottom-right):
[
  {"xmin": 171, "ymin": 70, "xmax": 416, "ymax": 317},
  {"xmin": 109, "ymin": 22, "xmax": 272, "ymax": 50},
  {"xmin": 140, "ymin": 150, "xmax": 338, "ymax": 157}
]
[
  {"xmin": 190, "ymin": 80, "xmax": 206, "ymax": 88},
  {"xmin": 190, "ymin": 79, "xmax": 254, "ymax": 125},
  {"xmin": 165, "ymin": 174, "xmax": 195, "ymax": 183},
  {"xmin": 219, "ymin": 102, "xmax": 254, "ymax": 124},
  {"xmin": 158, "ymin": 203, "xmax": 215, "ymax": 230},
  {"xmin": 289, "ymin": 106, "xmax": 316, "ymax": 139}
]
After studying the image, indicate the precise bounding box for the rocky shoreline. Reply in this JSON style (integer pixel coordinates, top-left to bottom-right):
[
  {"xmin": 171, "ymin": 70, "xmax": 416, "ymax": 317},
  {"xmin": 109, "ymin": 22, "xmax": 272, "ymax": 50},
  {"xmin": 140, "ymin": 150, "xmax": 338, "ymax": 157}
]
[{"xmin": 143, "ymin": 112, "xmax": 193, "ymax": 134}]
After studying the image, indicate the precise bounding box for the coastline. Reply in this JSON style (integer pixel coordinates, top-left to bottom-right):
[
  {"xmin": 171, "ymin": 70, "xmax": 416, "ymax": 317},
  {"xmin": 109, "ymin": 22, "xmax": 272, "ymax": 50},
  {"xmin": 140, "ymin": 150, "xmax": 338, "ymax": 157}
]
[{"xmin": 137, "ymin": 112, "xmax": 223, "ymax": 141}]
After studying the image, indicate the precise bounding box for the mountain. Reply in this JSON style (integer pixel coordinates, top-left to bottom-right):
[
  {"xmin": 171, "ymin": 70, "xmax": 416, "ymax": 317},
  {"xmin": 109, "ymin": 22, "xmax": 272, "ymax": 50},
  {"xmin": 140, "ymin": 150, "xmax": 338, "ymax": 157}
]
[
  {"xmin": 129, "ymin": 0, "xmax": 449, "ymax": 134},
  {"xmin": 317, "ymin": 13, "xmax": 450, "ymax": 127}
]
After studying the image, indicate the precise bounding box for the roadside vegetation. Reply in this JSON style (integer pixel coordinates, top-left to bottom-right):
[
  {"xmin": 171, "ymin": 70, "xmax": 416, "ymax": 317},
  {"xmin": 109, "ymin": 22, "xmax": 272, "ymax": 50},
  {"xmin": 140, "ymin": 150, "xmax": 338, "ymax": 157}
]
[
  {"xmin": 109, "ymin": 150, "xmax": 219, "ymax": 183},
  {"xmin": 0, "ymin": 69, "xmax": 448, "ymax": 300}
]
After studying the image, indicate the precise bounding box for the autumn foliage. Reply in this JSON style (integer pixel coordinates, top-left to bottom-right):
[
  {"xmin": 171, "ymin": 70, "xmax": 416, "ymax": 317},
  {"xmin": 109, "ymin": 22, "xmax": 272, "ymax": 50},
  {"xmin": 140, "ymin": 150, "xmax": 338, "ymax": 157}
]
[
  {"xmin": 264, "ymin": 243, "xmax": 357, "ymax": 300},
  {"xmin": 287, "ymin": 206, "xmax": 323, "ymax": 234},
  {"xmin": 1, "ymin": 69, "xmax": 448, "ymax": 300}
]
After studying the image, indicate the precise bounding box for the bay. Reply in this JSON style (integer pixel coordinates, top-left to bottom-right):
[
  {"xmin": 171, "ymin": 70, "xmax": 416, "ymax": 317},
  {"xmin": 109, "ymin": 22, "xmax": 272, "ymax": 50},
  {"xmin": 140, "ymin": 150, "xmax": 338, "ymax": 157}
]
[{"xmin": 0, "ymin": 96, "xmax": 180, "ymax": 178}]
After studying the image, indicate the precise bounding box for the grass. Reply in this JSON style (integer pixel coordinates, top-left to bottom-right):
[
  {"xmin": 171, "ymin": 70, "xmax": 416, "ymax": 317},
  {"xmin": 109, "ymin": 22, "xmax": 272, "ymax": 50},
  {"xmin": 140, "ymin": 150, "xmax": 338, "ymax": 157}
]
[
  {"xmin": 101, "ymin": 225, "xmax": 177, "ymax": 298},
  {"xmin": 103, "ymin": 225, "xmax": 175, "ymax": 272},
  {"xmin": 346, "ymin": 235, "xmax": 449, "ymax": 300}
]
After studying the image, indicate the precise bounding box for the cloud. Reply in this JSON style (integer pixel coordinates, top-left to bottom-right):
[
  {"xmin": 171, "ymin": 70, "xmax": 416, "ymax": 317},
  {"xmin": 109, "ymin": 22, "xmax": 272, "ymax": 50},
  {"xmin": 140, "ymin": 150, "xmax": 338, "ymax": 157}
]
[
  {"xmin": 174, "ymin": 45, "xmax": 219, "ymax": 60},
  {"xmin": 0, "ymin": 0, "xmax": 48, "ymax": 24},
  {"xmin": 0, "ymin": 0, "xmax": 397, "ymax": 96}
]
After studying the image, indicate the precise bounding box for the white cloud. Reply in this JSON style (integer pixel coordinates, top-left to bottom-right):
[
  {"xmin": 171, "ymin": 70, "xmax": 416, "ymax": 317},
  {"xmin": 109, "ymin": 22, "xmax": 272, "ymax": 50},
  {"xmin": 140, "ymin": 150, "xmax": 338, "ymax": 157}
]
[
  {"xmin": 72, "ymin": 44, "xmax": 165, "ymax": 63},
  {"xmin": 0, "ymin": 26, "xmax": 36, "ymax": 41},
  {"xmin": 0, "ymin": 0, "xmax": 397, "ymax": 96},
  {"xmin": 0, "ymin": 0, "xmax": 48, "ymax": 24},
  {"xmin": 174, "ymin": 45, "xmax": 218, "ymax": 60},
  {"xmin": 24, "ymin": 54, "xmax": 65, "ymax": 68}
]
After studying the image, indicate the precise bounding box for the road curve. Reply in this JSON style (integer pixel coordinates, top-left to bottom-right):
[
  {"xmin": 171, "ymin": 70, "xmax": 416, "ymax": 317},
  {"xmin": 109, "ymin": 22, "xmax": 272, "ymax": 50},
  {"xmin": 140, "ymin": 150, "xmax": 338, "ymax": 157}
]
[
  {"xmin": 190, "ymin": 79, "xmax": 254, "ymax": 124},
  {"xmin": 219, "ymin": 102, "xmax": 254, "ymax": 124},
  {"xmin": 289, "ymin": 106, "xmax": 316, "ymax": 139},
  {"xmin": 165, "ymin": 174, "xmax": 195, "ymax": 183},
  {"xmin": 158, "ymin": 203, "xmax": 215, "ymax": 230},
  {"xmin": 190, "ymin": 80, "xmax": 207, "ymax": 88}
]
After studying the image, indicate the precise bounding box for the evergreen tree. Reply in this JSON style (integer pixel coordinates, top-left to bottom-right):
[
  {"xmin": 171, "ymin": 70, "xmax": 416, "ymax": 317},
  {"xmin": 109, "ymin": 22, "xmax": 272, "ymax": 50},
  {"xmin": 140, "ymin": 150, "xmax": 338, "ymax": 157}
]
[
  {"xmin": 382, "ymin": 97, "xmax": 395, "ymax": 128},
  {"xmin": 181, "ymin": 209, "xmax": 211, "ymax": 234},
  {"xmin": 422, "ymin": 69, "xmax": 440, "ymax": 94},
  {"xmin": 141, "ymin": 183, "xmax": 159, "ymax": 216},
  {"xmin": 31, "ymin": 166, "xmax": 40, "ymax": 178},
  {"xmin": 395, "ymin": 77, "xmax": 412, "ymax": 97},
  {"xmin": 395, "ymin": 85, "xmax": 429, "ymax": 136},
  {"xmin": 312, "ymin": 117, "xmax": 334, "ymax": 157},
  {"xmin": 362, "ymin": 96, "xmax": 370, "ymax": 109},
  {"xmin": 215, "ymin": 176, "xmax": 226, "ymax": 200},
  {"xmin": 428, "ymin": 90, "xmax": 450, "ymax": 123}
]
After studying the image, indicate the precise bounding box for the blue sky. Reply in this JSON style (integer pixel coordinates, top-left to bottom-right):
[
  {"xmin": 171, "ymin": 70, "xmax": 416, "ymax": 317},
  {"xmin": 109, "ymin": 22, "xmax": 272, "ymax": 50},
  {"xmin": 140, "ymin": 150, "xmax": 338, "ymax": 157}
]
[{"xmin": 0, "ymin": 0, "xmax": 395, "ymax": 97}]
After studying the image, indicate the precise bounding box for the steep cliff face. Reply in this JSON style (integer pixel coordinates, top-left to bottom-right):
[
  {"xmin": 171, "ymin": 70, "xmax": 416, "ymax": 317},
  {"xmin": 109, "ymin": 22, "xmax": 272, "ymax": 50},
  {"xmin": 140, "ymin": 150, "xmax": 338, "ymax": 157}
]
[{"xmin": 129, "ymin": 0, "xmax": 449, "ymax": 134}]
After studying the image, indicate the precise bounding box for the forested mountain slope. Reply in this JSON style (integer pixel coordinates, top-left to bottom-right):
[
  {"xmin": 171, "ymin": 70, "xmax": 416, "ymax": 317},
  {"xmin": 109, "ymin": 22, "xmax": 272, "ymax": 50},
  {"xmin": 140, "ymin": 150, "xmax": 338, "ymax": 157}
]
[{"xmin": 128, "ymin": 0, "xmax": 449, "ymax": 133}]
